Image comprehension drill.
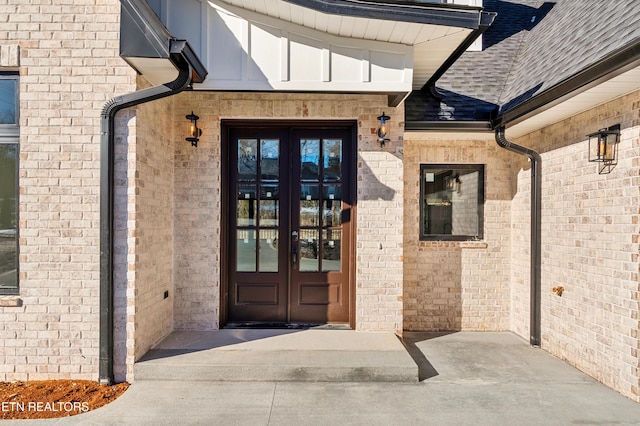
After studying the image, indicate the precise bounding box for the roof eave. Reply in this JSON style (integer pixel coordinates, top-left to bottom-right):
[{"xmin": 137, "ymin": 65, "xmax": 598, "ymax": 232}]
[
  {"xmin": 493, "ymin": 36, "xmax": 640, "ymax": 129},
  {"xmin": 284, "ymin": 0, "xmax": 486, "ymax": 29},
  {"xmin": 405, "ymin": 120, "xmax": 493, "ymax": 132}
]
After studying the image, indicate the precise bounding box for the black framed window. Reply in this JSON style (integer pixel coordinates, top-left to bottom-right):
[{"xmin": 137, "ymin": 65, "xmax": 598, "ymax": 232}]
[
  {"xmin": 420, "ymin": 164, "xmax": 484, "ymax": 241},
  {"xmin": 0, "ymin": 73, "xmax": 19, "ymax": 294}
]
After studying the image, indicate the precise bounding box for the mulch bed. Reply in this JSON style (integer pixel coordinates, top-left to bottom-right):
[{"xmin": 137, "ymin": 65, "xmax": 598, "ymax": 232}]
[{"xmin": 0, "ymin": 380, "xmax": 129, "ymax": 419}]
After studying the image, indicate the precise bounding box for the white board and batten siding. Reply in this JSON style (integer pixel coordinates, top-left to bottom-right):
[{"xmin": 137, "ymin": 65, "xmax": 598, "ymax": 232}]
[{"xmin": 151, "ymin": 0, "xmax": 413, "ymax": 93}]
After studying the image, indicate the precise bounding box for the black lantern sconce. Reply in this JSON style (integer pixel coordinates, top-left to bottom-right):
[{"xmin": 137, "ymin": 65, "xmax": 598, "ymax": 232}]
[
  {"xmin": 588, "ymin": 124, "xmax": 620, "ymax": 174},
  {"xmin": 377, "ymin": 112, "xmax": 390, "ymax": 147},
  {"xmin": 186, "ymin": 111, "xmax": 202, "ymax": 147},
  {"xmin": 444, "ymin": 173, "xmax": 461, "ymax": 193}
]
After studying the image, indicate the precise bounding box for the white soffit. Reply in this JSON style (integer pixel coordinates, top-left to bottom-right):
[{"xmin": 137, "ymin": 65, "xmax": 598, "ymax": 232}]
[
  {"xmin": 219, "ymin": 0, "xmax": 471, "ymax": 45},
  {"xmin": 506, "ymin": 65, "xmax": 640, "ymax": 138},
  {"xmin": 412, "ymin": 29, "xmax": 471, "ymax": 88}
]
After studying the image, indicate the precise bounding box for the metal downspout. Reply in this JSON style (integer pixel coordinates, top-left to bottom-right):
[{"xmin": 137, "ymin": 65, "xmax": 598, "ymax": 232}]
[
  {"xmin": 99, "ymin": 61, "xmax": 192, "ymax": 385},
  {"xmin": 495, "ymin": 127, "xmax": 542, "ymax": 347}
]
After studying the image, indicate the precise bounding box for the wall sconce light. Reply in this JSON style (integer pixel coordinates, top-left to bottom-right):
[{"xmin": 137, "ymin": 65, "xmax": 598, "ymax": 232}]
[
  {"xmin": 377, "ymin": 112, "xmax": 390, "ymax": 147},
  {"xmin": 588, "ymin": 124, "xmax": 620, "ymax": 174},
  {"xmin": 186, "ymin": 111, "xmax": 202, "ymax": 147},
  {"xmin": 444, "ymin": 173, "xmax": 461, "ymax": 193}
]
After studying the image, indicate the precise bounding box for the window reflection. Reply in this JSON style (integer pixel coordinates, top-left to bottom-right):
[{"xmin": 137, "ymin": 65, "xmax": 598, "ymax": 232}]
[
  {"xmin": 322, "ymin": 185, "xmax": 341, "ymax": 227},
  {"xmin": 300, "ymin": 139, "xmax": 320, "ymax": 180},
  {"xmin": 260, "ymin": 139, "xmax": 279, "ymax": 181},
  {"xmin": 259, "ymin": 229, "xmax": 278, "ymax": 272},
  {"xmin": 237, "ymin": 230, "xmax": 257, "ymax": 272},
  {"xmin": 322, "ymin": 230, "xmax": 340, "ymax": 271},
  {"xmin": 238, "ymin": 139, "xmax": 257, "ymax": 180},
  {"xmin": 323, "ymin": 139, "xmax": 341, "ymax": 181},
  {"xmin": 299, "ymin": 229, "xmax": 319, "ymax": 272},
  {"xmin": 0, "ymin": 79, "xmax": 17, "ymax": 125},
  {"xmin": 300, "ymin": 185, "xmax": 320, "ymax": 227},
  {"xmin": 237, "ymin": 184, "xmax": 257, "ymax": 226}
]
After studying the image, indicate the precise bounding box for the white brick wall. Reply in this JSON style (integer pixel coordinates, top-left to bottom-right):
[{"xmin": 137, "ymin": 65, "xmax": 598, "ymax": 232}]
[
  {"xmin": 132, "ymin": 93, "xmax": 176, "ymax": 364},
  {"xmin": 112, "ymin": 79, "xmax": 177, "ymax": 383},
  {"xmin": 356, "ymin": 120, "xmax": 404, "ymax": 332},
  {"xmin": 511, "ymin": 90, "xmax": 640, "ymax": 401},
  {"xmin": 402, "ymin": 135, "xmax": 513, "ymax": 331},
  {"xmin": 113, "ymin": 108, "xmax": 134, "ymax": 383},
  {"xmin": 0, "ymin": 0, "xmax": 137, "ymax": 382}
]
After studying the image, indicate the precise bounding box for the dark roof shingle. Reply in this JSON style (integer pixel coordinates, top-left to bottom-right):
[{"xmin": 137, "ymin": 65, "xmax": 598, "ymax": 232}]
[{"xmin": 406, "ymin": 0, "xmax": 640, "ymax": 124}]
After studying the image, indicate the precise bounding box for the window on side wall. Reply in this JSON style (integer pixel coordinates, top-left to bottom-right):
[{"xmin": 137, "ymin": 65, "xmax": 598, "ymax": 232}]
[
  {"xmin": 420, "ymin": 164, "xmax": 484, "ymax": 241},
  {"xmin": 0, "ymin": 73, "xmax": 19, "ymax": 294}
]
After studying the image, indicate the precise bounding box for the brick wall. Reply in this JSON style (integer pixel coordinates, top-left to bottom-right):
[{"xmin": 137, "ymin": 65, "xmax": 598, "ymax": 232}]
[
  {"xmin": 356, "ymin": 118, "xmax": 404, "ymax": 332},
  {"xmin": 125, "ymin": 80, "xmax": 176, "ymax": 379},
  {"xmin": 171, "ymin": 92, "xmax": 404, "ymax": 332},
  {"xmin": 511, "ymin": 90, "xmax": 640, "ymax": 401},
  {"xmin": 0, "ymin": 1, "xmax": 137, "ymax": 381},
  {"xmin": 403, "ymin": 135, "xmax": 514, "ymax": 331},
  {"xmin": 172, "ymin": 93, "xmax": 220, "ymax": 331},
  {"xmin": 113, "ymin": 109, "xmax": 134, "ymax": 383}
]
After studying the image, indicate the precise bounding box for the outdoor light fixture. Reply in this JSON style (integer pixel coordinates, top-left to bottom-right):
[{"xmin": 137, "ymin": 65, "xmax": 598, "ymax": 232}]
[
  {"xmin": 377, "ymin": 112, "xmax": 390, "ymax": 147},
  {"xmin": 588, "ymin": 124, "xmax": 620, "ymax": 174},
  {"xmin": 186, "ymin": 111, "xmax": 202, "ymax": 147},
  {"xmin": 444, "ymin": 173, "xmax": 461, "ymax": 193}
]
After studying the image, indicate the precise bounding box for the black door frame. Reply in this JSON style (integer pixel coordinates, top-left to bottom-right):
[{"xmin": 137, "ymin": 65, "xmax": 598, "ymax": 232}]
[{"xmin": 220, "ymin": 119, "xmax": 357, "ymax": 328}]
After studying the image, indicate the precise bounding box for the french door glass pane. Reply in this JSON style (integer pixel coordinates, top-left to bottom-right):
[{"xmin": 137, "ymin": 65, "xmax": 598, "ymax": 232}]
[
  {"xmin": 323, "ymin": 185, "xmax": 341, "ymax": 227},
  {"xmin": 238, "ymin": 139, "xmax": 257, "ymax": 180},
  {"xmin": 237, "ymin": 230, "xmax": 256, "ymax": 272},
  {"xmin": 299, "ymin": 229, "xmax": 319, "ymax": 272},
  {"xmin": 259, "ymin": 229, "xmax": 278, "ymax": 272},
  {"xmin": 260, "ymin": 139, "xmax": 279, "ymax": 181},
  {"xmin": 300, "ymin": 184, "xmax": 320, "ymax": 227},
  {"xmin": 322, "ymin": 230, "xmax": 341, "ymax": 272},
  {"xmin": 323, "ymin": 139, "xmax": 342, "ymax": 182},
  {"xmin": 237, "ymin": 184, "xmax": 256, "ymax": 226},
  {"xmin": 300, "ymin": 139, "xmax": 320, "ymax": 180},
  {"xmin": 259, "ymin": 200, "xmax": 278, "ymax": 227},
  {"xmin": 259, "ymin": 184, "xmax": 279, "ymax": 227}
]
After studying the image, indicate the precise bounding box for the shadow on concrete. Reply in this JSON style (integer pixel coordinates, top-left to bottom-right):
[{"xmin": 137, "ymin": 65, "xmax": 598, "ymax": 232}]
[
  {"xmin": 399, "ymin": 332, "xmax": 456, "ymax": 381},
  {"xmin": 138, "ymin": 329, "xmax": 308, "ymax": 361}
]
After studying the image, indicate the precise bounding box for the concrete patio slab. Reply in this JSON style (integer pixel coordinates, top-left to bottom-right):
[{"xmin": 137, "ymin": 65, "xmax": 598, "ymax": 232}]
[{"xmin": 135, "ymin": 328, "xmax": 418, "ymax": 382}]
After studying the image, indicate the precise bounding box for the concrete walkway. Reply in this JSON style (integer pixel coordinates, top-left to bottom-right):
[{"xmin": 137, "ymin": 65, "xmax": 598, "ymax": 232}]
[{"xmin": 6, "ymin": 332, "xmax": 640, "ymax": 425}]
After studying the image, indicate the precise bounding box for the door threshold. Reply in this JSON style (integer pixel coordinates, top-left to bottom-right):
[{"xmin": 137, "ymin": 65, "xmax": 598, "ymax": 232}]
[{"xmin": 224, "ymin": 322, "xmax": 351, "ymax": 330}]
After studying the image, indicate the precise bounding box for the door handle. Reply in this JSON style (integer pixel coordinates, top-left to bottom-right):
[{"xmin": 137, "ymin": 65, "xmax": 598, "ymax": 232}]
[{"xmin": 291, "ymin": 231, "xmax": 299, "ymax": 269}]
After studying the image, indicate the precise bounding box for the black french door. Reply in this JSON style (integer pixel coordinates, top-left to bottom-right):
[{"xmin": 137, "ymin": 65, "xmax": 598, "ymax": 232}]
[{"xmin": 225, "ymin": 124, "xmax": 353, "ymax": 324}]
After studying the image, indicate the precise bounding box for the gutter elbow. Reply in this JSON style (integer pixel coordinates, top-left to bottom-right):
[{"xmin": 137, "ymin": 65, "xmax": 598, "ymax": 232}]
[
  {"xmin": 495, "ymin": 126, "xmax": 541, "ymax": 163},
  {"xmin": 101, "ymin": 97, "xmax": 124, "ymax": 120},
  {"xmin": 495, "ymin": 126, "xmax": 509, "ymax": 149}
]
